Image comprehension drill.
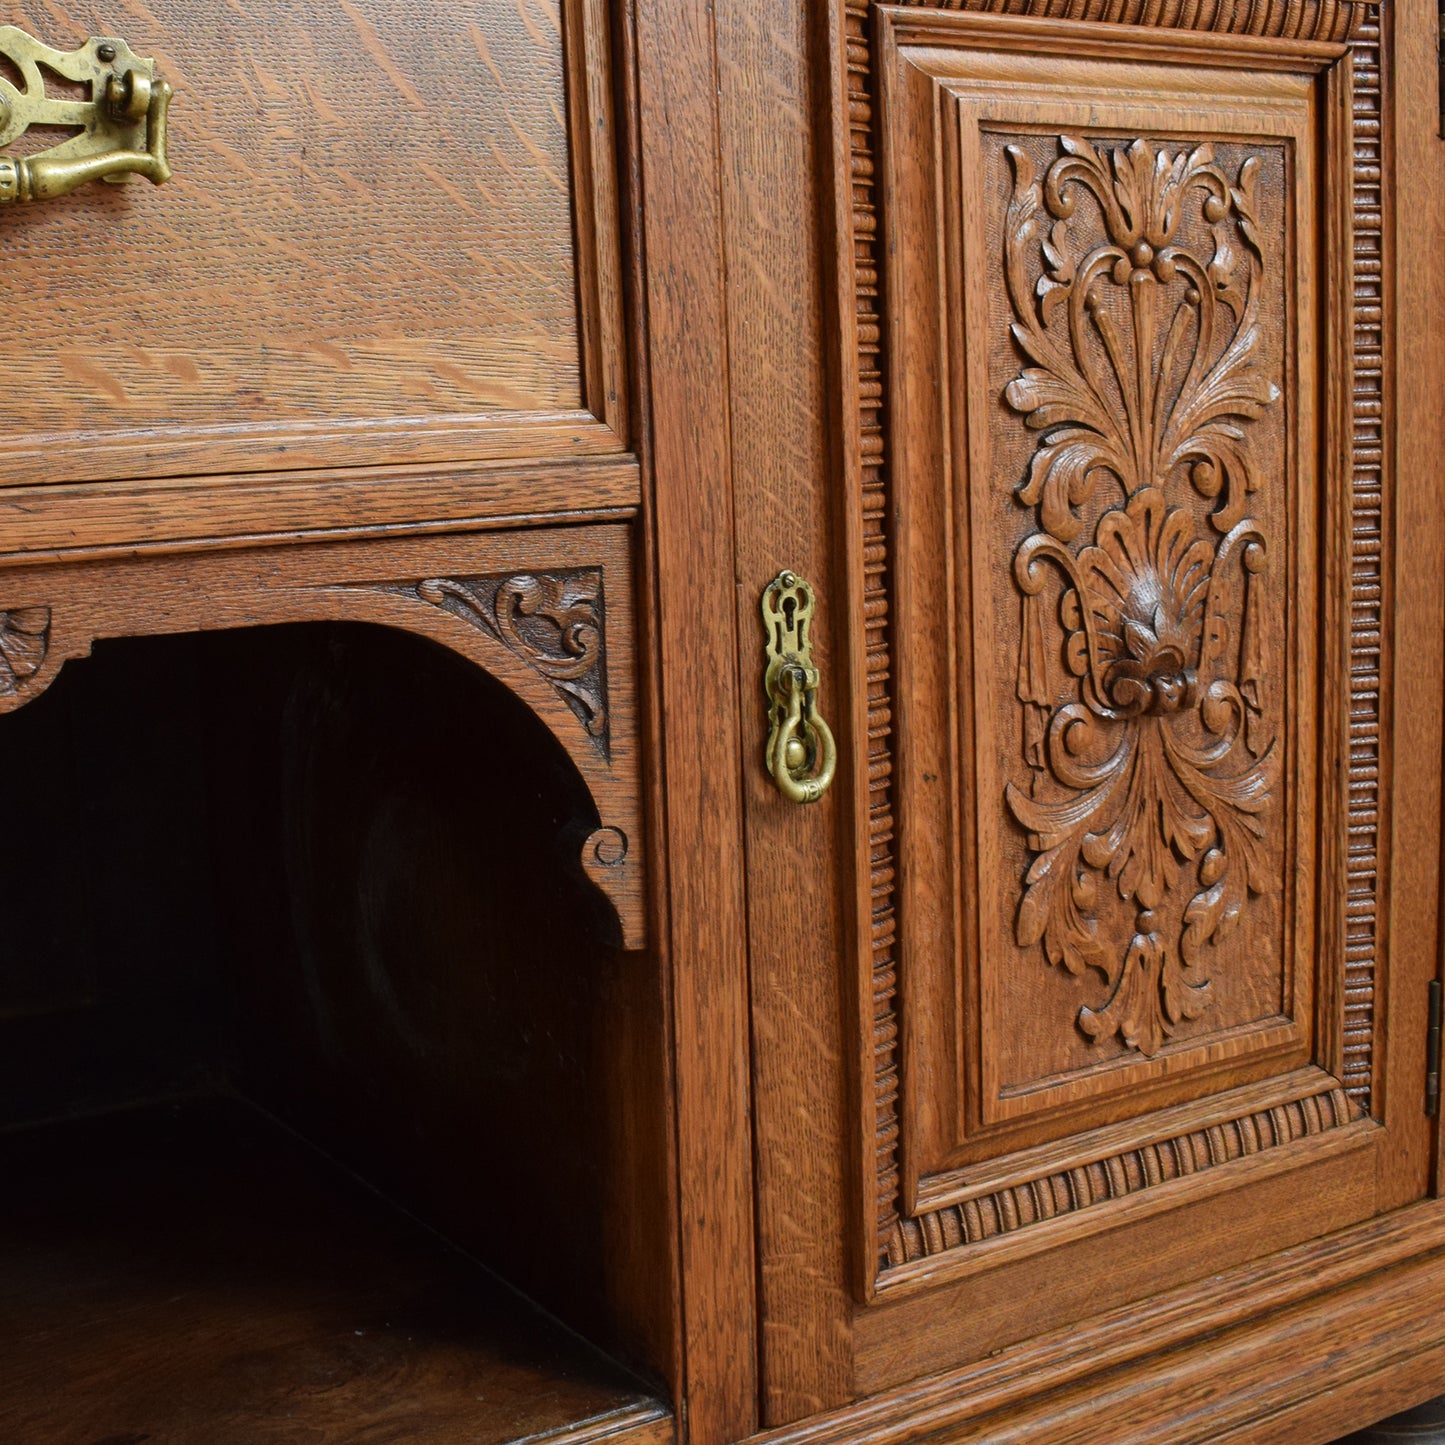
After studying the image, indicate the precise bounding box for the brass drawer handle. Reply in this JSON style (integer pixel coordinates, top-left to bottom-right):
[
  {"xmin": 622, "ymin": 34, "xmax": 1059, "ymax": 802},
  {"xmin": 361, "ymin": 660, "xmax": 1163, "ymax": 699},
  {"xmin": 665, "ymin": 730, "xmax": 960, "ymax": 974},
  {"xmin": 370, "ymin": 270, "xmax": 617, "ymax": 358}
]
[
  {"xmin": 0, "ymin": 26, "xmax": 172, "ymax": 204},
  {"xmin": 762, "ymin": 571, "xmax": 837, "ymax": 805}
]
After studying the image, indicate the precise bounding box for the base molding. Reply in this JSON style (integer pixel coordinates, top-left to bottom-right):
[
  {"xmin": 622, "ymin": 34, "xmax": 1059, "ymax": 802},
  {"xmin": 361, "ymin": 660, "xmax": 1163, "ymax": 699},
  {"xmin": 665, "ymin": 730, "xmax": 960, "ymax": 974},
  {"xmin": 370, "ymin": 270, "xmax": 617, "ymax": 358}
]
[{"xmin": 750, "ymin": 1202, "xmax": 1445, "ymax": 1445}]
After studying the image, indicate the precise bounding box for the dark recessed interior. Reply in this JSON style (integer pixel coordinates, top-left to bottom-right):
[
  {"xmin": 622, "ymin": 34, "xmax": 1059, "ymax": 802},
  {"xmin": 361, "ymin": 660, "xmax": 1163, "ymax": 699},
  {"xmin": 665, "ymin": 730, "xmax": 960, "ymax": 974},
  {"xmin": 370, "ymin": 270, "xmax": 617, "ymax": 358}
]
[{"xmin": 0, "ymin": 623, "xmax": 669, "ymax": 1444}]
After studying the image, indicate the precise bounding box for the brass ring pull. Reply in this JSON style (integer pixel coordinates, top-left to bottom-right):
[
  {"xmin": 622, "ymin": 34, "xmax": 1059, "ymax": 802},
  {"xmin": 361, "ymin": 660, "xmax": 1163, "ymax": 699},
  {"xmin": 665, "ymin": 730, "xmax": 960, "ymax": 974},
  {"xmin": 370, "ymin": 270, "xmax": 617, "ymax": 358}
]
[
  {"xmin": 769, "ymin": 664, "xmax": 838, "ymax": 804},
  {"xmin": 762, "ymin": 571, "xmax": 838, "ymax": 805},
  {"xmin": 0, "ymin": 27, "xmax": 172, "ymax": 205}
]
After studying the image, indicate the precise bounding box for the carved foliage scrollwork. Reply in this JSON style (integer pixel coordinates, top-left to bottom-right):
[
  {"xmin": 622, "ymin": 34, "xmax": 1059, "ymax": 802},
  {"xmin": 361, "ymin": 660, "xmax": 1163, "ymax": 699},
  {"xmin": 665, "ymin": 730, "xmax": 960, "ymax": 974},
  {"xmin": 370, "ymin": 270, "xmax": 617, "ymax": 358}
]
[
  {"xmin": 0, "ymin": 606, "xmax": 51, "ymax": 699},
  {"xmin": 1003, "ymin": 135, "xmax": 1281, "ymax": 1057},
  {"xmin": 417, "ymin": 570, "xmax": 609, "ymax": 754}
]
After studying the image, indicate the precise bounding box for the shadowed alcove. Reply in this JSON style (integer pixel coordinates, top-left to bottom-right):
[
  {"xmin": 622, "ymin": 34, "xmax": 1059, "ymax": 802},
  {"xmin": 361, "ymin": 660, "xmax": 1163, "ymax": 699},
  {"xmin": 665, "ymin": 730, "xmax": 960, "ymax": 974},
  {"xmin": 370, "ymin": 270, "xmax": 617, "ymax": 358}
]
[{"xmin": 0, "ymin": 621, "xmax": 672, "ymax": 1444}]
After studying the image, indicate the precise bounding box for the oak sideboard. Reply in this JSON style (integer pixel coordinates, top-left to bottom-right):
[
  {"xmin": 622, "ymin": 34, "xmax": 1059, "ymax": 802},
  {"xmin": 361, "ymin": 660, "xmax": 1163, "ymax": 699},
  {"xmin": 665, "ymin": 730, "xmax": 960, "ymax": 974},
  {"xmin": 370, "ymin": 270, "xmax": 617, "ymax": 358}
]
[{"xmin": 2, "ymin": 2, "xmax": 1444, "ymax": 1443}]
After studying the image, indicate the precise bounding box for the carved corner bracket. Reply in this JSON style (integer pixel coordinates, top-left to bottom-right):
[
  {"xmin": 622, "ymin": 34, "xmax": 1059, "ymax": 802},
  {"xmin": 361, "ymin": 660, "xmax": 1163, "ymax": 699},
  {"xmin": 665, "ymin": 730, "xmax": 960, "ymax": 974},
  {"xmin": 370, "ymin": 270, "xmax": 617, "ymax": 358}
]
[
  {"xmin": 411, "ymin": 566, "xmax": 637, "ymax": 937},
  {"xmin": 416, "ymin": 570, "xmax": 610, "ymax": 757},
  {"xmin": 0, "ymin": 606, "xmax": 51, "ymax": 704}
]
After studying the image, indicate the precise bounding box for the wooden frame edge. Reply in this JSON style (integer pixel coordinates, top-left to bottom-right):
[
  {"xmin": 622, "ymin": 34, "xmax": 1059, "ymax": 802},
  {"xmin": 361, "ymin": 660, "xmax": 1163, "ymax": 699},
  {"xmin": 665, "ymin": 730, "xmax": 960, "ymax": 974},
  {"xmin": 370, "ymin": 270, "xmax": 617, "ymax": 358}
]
[
  {"xmin": 633, "ymin": 0, "xmax": 761, "ymax": 1436},
  {"xmin": 742, "ymin": 1201, "xmax": 1445, "ymax": 1445}
]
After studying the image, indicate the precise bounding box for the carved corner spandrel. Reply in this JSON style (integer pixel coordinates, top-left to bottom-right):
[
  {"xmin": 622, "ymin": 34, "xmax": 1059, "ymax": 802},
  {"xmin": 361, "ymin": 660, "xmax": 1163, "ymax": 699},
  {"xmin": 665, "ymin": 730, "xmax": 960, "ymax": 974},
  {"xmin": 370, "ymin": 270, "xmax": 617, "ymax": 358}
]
[
  {"xmin": 411, "ymin": 566, "xmax": 639, "ymax": 942},
  {"xmin": 0, "ymin": 605, "xmax": 92, "ymax": 717},
  {"xmin": 0, "ymin": 606, "xmax": 51, "ymax": 703},
  {"xmin": 417, "ymin": 570, "xmax": 610, "ymax": 757}
]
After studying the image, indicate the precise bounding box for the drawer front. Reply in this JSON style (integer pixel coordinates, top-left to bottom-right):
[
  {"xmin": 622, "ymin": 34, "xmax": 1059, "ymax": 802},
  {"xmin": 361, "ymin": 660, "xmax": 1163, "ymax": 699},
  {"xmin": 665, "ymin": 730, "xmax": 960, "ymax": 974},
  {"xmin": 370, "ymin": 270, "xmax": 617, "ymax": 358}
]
[{"xmin": 0, "ymin": 0, "xmax": 633, "ymax": 549}]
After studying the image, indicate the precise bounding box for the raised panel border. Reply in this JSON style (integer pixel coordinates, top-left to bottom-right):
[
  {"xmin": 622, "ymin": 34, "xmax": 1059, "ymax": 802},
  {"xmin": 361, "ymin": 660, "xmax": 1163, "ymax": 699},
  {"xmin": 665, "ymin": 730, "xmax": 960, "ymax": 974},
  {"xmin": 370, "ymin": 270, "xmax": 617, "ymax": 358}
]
[
  {"xmin": 898, "ymin": 39, "xmax": 1329, "ymax": 1155},
  {"xmin": 832, "ymin": 0, "xmax": 1389, "ymax": 1297}
]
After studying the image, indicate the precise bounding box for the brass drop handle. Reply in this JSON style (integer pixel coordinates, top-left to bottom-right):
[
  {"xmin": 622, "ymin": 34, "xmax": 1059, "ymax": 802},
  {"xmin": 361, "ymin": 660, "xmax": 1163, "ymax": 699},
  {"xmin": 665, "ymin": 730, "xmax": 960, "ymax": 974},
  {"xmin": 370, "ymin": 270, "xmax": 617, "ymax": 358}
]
[
  {"xmin": 762, "ymin": 571, "xmax": 838, "ymax": 805},
  {"xmin": 0, "ymin": 27, "xmax": 172, "ymax": 205}
]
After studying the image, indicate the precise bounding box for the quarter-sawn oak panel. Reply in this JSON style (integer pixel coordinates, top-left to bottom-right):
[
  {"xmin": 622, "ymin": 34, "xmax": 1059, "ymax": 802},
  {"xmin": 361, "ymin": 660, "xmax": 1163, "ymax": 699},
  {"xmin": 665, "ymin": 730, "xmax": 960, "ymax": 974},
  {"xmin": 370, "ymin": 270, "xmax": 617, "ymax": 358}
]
[
  {"xmin": 889, "ymin": 53, "xmax": 1326, "ymax": 1159},
  {"xmin": 0, "ymin": 0, "xmax": 628, "ymax": 488}
]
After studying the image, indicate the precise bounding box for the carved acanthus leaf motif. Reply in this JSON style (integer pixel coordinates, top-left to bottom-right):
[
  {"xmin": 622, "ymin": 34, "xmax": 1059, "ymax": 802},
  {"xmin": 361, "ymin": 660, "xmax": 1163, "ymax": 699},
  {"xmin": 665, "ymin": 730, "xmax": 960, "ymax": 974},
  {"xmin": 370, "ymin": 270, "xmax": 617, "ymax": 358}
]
[
  {"xmin": 417, "ymin": 571, "xmax": 608, "ymax": 753},
  {"xmin": 0, "ymin": 606, "xmax": 51, "ymax": 698},
  {"xmin": 1003, "ymin": 135, "xmax": 1280, "ymax": 1058}
]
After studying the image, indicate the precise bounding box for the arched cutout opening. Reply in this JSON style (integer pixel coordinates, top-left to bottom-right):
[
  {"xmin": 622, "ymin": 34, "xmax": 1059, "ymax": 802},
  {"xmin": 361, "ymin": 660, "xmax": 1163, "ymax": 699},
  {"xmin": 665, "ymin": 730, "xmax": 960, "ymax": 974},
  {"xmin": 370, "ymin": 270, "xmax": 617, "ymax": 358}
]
[{"xmin": 0, "ymin": 622, "xmax": 672, "ymax": 1442}]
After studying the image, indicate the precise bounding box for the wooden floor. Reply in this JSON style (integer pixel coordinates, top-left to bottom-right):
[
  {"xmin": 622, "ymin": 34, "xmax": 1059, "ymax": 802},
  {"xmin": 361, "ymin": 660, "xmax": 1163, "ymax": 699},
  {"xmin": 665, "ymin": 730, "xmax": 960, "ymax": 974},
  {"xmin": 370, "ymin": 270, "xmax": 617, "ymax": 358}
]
[{"xmin": 0, "ymin": 1097, "xmax": 669, "ymax": 1445}]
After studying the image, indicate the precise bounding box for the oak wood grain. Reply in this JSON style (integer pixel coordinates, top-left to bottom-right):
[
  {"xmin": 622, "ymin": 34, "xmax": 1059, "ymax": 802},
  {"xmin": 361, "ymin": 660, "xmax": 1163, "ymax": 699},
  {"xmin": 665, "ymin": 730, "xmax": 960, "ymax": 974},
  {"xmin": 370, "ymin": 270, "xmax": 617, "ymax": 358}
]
[
  {"xmin": 0, "ymin": 0, "xmax": 629, "ymax": 486},
  {"xmin": 5, "ymin": 0, "xmax": 1445, "ymax": 1438},
  {"xmin": 883, "ymin": 24, "xmax": 1333, "ymax": 1177},
  {"xmin": 0, "ymin": 453, "xmax": 641, "ymax": 561},
  {"xmin": 811, "ymin": 10, "xmax": 1429, "ymax": 1371},
  {"xmin": 735, "ymin": 1202, "xmax": 1445, "ymax": 1443},
  {"xmin": 827, "ymin": 0, "xmax": 1405, "ymax": 1311},
  {"xmin": 727, "ymin": 0, "xmax": 1445, "ymax": 1424},
  {"xmin": 713, "ymin": 0, "xmax": 859, "ymax": 1424},
  {"xmin": 1388, "ymin": 0, "xmax": 1445, "ymax": 1211},
  {"xmin": 633, "ymin": 0, "xmax": 760, "ymax": 1436}
]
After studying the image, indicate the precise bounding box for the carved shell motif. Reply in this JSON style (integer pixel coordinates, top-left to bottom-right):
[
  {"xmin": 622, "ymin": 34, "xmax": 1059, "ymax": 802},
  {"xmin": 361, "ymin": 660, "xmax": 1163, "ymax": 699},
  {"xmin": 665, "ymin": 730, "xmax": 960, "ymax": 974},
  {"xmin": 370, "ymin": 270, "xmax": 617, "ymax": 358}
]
[{"xmin": 1003, "ymin": 135, "xmax": 1279, "ymax": 1058}]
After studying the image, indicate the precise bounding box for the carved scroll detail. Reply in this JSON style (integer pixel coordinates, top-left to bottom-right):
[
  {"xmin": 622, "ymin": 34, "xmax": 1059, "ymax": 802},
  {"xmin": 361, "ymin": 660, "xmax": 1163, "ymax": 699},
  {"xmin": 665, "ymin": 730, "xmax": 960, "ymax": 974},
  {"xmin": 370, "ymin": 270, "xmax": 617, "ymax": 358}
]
[
  {"xmin": 1002, "ymin": 135, "xmax": 1279, "ymax": 1057},
  {"xmin": 417, "ymin": 571, "xmax": 609, "ymax": 754},
  {"xmin": 0, "ymin": 606, "xmax": 51, "ymax": 698}
]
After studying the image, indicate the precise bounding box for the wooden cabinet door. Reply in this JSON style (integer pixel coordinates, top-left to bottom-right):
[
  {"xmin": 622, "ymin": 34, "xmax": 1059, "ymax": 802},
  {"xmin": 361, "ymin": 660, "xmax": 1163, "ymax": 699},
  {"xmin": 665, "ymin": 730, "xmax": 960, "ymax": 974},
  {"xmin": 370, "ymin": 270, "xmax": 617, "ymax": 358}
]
[
  {"xmin": 872, "ymin": 10, "xmax": 1380, "ymax": 1281},
  {"xmin": 717, "ymin": 0, "xmax": 1445, "ymax": 1426},
  {"xmin": 838, "ymin": 0, "xmax": 1441, "ymax": 1386}
]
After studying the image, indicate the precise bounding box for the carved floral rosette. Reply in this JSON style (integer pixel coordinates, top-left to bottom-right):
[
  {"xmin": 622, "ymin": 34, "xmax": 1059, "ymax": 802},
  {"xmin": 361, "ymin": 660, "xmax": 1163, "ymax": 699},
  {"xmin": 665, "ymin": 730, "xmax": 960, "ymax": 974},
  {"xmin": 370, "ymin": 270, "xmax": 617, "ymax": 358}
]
[{"xmin": 1002, "ymin": 134, "xmax": 1281, "ymax": 1058}]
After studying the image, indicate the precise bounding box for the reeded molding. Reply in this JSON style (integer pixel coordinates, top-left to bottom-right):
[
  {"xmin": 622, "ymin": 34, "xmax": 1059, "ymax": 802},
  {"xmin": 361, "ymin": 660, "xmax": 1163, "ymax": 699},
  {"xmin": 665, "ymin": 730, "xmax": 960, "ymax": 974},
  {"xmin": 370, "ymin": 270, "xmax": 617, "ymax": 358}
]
[
  {"xmin": 895, "ymin": 0, "xmax": 1367, "ymax": 43},
  {"xmin": 887, "ymin": 1083, "xmax": 1359, "ymax": 1265}
]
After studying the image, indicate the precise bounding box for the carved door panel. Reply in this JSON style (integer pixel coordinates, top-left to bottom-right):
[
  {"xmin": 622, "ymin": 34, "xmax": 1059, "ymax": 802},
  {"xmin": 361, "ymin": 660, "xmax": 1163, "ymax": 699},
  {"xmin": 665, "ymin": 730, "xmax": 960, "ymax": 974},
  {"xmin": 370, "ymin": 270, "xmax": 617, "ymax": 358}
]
[{"xmin": 813, "ymin": 0, "xmax": 1437, "ymax": 1391}]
